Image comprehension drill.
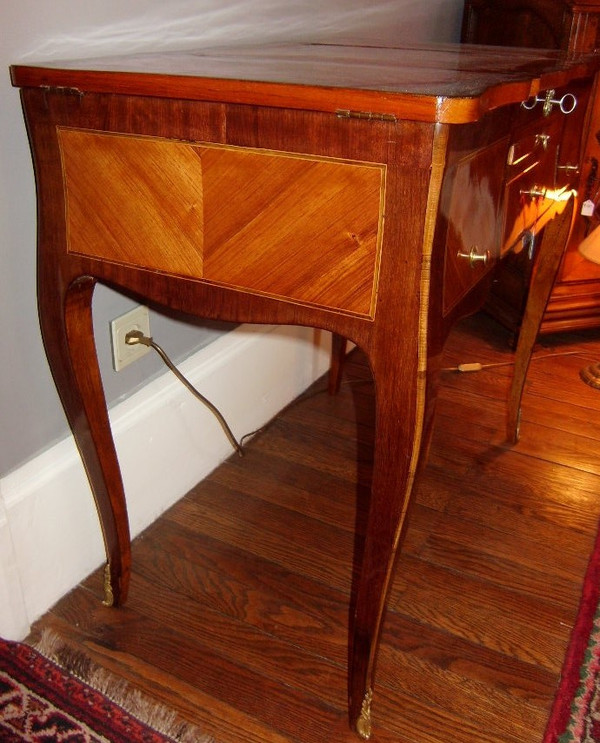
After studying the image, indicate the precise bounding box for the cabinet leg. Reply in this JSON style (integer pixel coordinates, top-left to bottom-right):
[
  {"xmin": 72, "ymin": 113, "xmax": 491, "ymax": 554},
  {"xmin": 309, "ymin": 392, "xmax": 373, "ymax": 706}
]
[
  {"xmin": 508, "ymin": 197, "xmax": 576, "ymax": 442},
  {"xmin": 348, "ymin": 364, "xmax": 430, "ymax": 738},
  {"xmin": 38, "ymin": 275, "xmax": 131, "ymax": 605}
]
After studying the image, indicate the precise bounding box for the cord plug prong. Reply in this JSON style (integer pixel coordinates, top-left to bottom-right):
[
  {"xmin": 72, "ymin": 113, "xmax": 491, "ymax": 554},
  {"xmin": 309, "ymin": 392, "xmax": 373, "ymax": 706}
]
[{"xmin": 125, "ymin": 330, "xmax": 153, "ymax": 347}]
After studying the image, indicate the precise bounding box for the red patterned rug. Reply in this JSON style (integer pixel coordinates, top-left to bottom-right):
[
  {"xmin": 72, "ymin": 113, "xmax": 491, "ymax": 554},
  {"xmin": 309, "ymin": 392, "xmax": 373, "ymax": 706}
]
[
  {"xmin": 0, "ymin": 634, "xmax": 212, "ymax": 742},
  {"xmin": 544, "ymin": 521, "xmax": 600, "ymax": 742}
]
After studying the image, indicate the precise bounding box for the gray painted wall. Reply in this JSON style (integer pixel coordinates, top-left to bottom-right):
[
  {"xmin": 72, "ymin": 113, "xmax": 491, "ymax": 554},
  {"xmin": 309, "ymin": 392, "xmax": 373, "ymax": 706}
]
[{"xmin": 0, "ymin": 0, "xmax": 464, "ymax": 476}]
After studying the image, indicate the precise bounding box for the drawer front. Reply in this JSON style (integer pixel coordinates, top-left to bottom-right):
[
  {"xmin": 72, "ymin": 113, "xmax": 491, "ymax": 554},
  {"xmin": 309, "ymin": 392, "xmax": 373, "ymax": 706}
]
[
  {"xmin": 442, "ymin": 138, "xmax": 508, "ymax": 314},
  {"xmin": 502, "ymin": 114, "xmax": 567, "ymax": 254},
  {"xmin": 58, "ymin": 128, "xmax": 386, "ymax": 318}
]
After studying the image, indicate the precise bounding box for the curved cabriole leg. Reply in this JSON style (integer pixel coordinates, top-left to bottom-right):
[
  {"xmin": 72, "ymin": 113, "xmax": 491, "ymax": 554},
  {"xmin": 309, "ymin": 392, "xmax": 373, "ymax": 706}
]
[
  {"xmin": 349, "ymin": 361, "xmax": 429, "ymax": 739},
  {"xmin": 507, "ymin": 197, "xmax": 576, "ymax": 443},
  {"xmin": 38, "ymin": 275, "xmax": 131, "ymax": 606}
]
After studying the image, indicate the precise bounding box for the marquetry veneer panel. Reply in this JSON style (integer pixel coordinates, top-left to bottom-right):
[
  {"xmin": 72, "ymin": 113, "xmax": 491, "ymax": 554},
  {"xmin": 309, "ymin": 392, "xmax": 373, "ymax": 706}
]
[{"xmin": 58, "ymin": 128, "xmax": 385, "ymax": 317}]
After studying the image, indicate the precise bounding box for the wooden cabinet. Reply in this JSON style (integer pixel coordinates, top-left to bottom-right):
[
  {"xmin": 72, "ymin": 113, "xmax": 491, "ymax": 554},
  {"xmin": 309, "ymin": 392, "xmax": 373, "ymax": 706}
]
[
  {"xmin": 11, "ymin": 44, "xmax": 600, "ymax": 738},
  {"xmin": 463, "ymin": 0, "xmax": 600, "ymax": 333},
  {"xmin": 462, "ymin": 0, "xmax": 600, "ymax": 51}
]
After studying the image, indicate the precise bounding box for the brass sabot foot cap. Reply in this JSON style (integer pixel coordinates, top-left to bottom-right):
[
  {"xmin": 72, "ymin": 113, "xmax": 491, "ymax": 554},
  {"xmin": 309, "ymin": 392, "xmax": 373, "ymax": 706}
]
[{"xmin": 580, "ymin": 363, "xmax": 600, "ymax": 389}]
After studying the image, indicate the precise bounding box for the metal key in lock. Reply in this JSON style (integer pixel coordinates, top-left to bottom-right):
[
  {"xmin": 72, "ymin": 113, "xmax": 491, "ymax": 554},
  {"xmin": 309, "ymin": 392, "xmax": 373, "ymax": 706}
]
[{"xmin": 522, "ymin": 229, "xmax": 536, "ymax": 260}]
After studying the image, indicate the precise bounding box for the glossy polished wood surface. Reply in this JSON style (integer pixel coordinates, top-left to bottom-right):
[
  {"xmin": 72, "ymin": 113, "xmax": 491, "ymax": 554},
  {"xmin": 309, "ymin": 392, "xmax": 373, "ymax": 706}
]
[
  {"xmin": 59, "ymin": 128, "xmax": 385, "ymax": 316},
  {"xmin": 463, "ymin": 0, "xmax": 600, "ymax": 51},
  {"xmin": 10, "ymin": 42, "xmax": 600, "ymax": 124},
  {"xmin": 11, "ymin": 42, "xmax": 600, "ymax": 739}
]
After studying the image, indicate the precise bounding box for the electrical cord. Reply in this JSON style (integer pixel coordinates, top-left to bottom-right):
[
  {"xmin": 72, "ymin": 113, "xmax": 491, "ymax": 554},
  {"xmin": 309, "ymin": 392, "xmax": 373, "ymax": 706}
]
[
  {"xmin": 125, "ymin": 330, "xmax": 244, "ymax": 457},
  {"xmin": 126, "ymin": 330, "xmax": 593, "ymax": 455},
  {"xmin": 125, "ymin": 329, "xmax": 369, "ymax": 455},
  {"xmin": 237, "ymin": 381, "xmax": 346, "ymax": 447},
  {"xmin": 442, "ymin": 349, "xmax": 590, "ymax": 373}
]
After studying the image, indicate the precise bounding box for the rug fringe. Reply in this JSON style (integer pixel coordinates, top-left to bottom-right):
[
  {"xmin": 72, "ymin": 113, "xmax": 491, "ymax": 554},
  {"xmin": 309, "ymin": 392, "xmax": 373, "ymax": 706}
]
[{"xmin": 31, "ymin": 629, "xmax": 214, "ymax": 743}]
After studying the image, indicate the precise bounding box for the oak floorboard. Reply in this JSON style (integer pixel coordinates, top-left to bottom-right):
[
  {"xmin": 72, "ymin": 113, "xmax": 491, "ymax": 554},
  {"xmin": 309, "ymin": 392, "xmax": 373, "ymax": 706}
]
[
  {"xmin": 28, "ymin": 312, "xmax": 600, "ymax": 743},
  {"xmin": 416, "ymin": 508, "xmax": 589, "ymax": 605}
]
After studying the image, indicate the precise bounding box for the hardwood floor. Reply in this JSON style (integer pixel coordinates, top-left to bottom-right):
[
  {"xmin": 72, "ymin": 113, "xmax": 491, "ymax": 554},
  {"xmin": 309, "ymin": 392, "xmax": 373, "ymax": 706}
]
[{"xmin": 30, "ymin": 312, "xmax": 600, "ymax": 743}]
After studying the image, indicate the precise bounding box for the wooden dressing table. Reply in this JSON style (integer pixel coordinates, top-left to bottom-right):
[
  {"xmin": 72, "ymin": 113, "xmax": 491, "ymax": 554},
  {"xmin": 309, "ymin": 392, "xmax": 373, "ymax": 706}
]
[{"xmin": 10, "ymin": 43, "xmax": 600, "ymax": 738}]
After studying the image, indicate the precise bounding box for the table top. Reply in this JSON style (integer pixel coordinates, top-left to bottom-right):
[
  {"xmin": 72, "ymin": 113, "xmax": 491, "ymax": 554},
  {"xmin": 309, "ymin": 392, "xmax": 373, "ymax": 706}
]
[{"xmin": 10, "ymin": 42, "xmax": 600, "ymax": 123}]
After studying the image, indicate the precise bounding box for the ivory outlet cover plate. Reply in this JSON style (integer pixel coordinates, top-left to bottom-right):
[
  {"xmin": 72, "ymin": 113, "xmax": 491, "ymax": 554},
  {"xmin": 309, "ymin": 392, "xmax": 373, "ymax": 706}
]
[{"xmin": 110, "ymin": 305, "xmax": 151, "ymax": 371}]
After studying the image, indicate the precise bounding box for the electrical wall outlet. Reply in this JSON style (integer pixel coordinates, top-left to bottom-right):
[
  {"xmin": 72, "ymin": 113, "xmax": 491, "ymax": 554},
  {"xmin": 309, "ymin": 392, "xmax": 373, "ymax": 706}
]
[{"xmin": 110, "ymin": 305, "xmax": 151, "ymax": 371}]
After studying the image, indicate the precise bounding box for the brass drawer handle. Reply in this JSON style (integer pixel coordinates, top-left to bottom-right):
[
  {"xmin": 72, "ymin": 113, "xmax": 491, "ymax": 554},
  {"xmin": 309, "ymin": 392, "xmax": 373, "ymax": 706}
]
[
  {"xmin": 457, "ymin": 246, "xmax": 491, "ymax": 268},
  {"xmin": 520, "ymin": 186, "xmax": 546, "ymax": 198},
  {"xmin": 556, "ymin": 163, "xmax": 579, "ymax": 174},
  {"xmin": 507, "ymin": 134, "xmax": 551, "ymax": 166}
]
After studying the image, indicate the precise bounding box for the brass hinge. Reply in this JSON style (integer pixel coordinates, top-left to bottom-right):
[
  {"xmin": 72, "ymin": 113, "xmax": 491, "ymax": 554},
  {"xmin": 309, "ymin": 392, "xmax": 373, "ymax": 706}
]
[
  {"xmin": 41, "ymin": 85, "xmax": 84, "ymax": 98},
  {"xmin": 336, "ymin": 109, "xmax": 397, "ymax": 122}
]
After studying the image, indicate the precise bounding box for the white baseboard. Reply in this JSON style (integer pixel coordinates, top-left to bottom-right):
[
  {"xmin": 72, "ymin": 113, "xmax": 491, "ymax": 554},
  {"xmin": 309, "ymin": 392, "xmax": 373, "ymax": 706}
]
[{"xmin": 0, "ymin": 324, "xmax": 331, "ymax": 639}]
